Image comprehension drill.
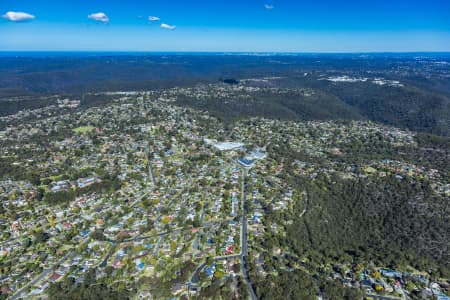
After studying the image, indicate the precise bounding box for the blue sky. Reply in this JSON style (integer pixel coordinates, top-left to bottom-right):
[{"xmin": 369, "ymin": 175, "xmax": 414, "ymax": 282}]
[{"xmin": 1, "ymin": 0, "xmax": 450, "ymax": 52}]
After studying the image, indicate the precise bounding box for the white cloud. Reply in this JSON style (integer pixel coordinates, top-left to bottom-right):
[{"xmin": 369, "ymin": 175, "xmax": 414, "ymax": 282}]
[
  {"xmin": 88, "ymin": 12, "xmax": 109, "ymax": 23},
  {"xmin": 160, "ymin": 23, "xmax": 176, "ymax": 30},
  {"xmin": 264, "ymin": 4, "xmax": 274, "ymax": 10},
  {"xmin": 148, "ymin": 16, "xmax": 160, "ymax": 22},
  {"xmin": 2, "ymin": 11, "xmax": 35, "ymax": 22}
]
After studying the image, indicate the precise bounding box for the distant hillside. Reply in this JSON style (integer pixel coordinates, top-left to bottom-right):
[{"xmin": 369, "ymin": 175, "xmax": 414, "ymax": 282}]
[
  {"xmin": 0, "ymin": 53, "xmax": 449, "ymax": 136},
  {"xmin": 318, "ymin": 81, "xmax": 450, "ymax": 137}
]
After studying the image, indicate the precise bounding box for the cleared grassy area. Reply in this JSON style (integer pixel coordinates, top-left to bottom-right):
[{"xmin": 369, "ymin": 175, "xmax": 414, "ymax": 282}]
[{"xmin": 73, "ymin": 125, "xmax": 95, "ymax": 133}]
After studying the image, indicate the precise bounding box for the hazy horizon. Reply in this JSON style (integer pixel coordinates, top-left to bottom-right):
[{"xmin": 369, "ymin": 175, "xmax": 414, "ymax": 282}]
[{"xmin": 2, "ymin": 0, "xmax": 450, "ymax": 52}]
